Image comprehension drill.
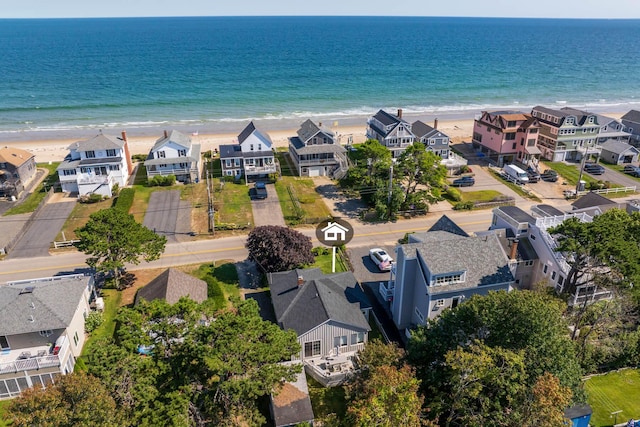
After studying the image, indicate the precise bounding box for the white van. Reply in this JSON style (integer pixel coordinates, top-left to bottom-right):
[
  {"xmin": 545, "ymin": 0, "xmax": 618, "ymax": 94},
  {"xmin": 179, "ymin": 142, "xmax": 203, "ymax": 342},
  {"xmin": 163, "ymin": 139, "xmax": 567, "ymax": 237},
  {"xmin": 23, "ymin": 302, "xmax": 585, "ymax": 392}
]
[{"xmin": 503, "ymin": 164, "xmax": 529, "ymax": 184}]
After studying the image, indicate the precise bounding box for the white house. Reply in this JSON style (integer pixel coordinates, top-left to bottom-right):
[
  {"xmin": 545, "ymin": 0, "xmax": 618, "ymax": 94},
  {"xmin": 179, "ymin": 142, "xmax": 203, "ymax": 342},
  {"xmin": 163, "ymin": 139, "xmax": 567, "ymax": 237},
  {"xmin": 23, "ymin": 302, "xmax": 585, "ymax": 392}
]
[
  {"xmin": 0, "ymin": 274, "xmax": 95, "ymax": 399},
  {"xmin": 219, "ymin": 122, "xmax": 277, "ymax": 181},
  {"xmin": 144, "ymin": 130, "xmax": 201, "ymax": 184},
  {"xmin": 57, "ymin": 131, "xmax": 133, "ymax": 197}
]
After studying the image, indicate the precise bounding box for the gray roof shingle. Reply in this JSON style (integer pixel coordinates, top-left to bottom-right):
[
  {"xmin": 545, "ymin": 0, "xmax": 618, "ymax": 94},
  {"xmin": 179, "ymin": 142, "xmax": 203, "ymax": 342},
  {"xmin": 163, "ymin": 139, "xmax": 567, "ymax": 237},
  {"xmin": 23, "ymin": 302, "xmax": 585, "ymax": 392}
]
[
  {"xmin": 269, "ymin": 269, "xmax": 370, "ymax": 336},
  {"xmin": 0, "ymin": 276, "xmax": 91, "ymax": 336},
  {"xmin": 135, "ymin": 268, "xmax": 208, "ymax": 305},
  {"xmin": 297, "ymin": 119, "xmax": 334, "ymax": 144},
  {"xmin": 69, "ymin": 133, "xmax": 125, "ymax": 152},
  {"xmin": 622, "ymin": 109, "xmax": 640, "ymax": 124}
]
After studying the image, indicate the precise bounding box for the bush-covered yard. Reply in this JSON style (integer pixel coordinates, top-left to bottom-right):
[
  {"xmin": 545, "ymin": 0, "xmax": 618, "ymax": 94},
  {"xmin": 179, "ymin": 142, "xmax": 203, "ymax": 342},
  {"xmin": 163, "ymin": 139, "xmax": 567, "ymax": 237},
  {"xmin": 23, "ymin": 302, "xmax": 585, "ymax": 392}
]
[{"xmin": 585, "ymin": 368, "xmax": 640, "ymax": 426}]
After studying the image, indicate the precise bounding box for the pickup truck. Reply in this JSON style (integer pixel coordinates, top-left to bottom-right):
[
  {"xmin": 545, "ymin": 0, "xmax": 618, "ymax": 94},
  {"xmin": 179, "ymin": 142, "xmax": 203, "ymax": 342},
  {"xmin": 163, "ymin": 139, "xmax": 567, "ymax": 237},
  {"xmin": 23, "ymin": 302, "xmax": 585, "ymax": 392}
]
[{"xmin": 252, "ymin": 182, "xmax": 268, "ymax": 199}]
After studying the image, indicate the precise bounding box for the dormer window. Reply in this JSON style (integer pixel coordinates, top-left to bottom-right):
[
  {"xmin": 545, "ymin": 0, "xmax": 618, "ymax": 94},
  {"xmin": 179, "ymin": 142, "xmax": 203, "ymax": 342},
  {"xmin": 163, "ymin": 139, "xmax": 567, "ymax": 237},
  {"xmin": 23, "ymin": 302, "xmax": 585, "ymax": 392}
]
[
  {"xmin": 434, "ymin": 273, "xmax": 465, "ymax": 285},
  {"xmin": 588, "ymin": 116, "xmax": 594, "ymax": 124},
  {"xmin": 178, "ymin": 149, "xmax": 187, "ymax": 157},
  {"xmin": 85, "ymin": 150, "xmax": 95, "ymax": 158}
]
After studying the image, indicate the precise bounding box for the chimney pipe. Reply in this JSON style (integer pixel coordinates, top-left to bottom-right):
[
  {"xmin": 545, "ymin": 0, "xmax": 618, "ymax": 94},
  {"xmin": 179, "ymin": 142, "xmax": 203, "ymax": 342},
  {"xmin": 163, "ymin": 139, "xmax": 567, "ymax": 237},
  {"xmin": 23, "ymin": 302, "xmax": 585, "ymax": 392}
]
[
  {"xmin": 434, "ymin": 118, "xmax": 439, "ymax": 129},
  {"xmin": 509, "ymin": 239, "xmax": 519, "ymax": 261},
  {"xmin": 297, "ymin": 276, "xmax": 304, "ymax": 287},
  {"xmin": 164, "ymin": 130, "xmax": 168, "ymax": 138},
  {"xmin": 121, "ymin": 130, "xmax": 128, "ymax": 142},
  {"xmin": 397, "ymin": 109, "xmax": 403, "ymax": 119}
]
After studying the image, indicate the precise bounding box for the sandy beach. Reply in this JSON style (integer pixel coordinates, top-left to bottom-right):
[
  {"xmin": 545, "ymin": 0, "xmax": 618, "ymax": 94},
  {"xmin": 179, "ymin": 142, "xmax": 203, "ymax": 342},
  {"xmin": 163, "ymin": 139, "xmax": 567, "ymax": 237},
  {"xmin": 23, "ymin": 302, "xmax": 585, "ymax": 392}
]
[{"xmin": 2, "ymin": 112, "xmax": 626, "ymax": 164}]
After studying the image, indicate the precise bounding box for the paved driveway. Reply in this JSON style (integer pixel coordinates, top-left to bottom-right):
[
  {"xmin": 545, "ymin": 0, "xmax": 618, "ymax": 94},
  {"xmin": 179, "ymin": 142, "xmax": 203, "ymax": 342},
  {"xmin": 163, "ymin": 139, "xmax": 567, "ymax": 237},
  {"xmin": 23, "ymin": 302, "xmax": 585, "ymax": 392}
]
[
  {"xmin": 6, "ymin": 196, "xmax": 76, "ymax": 259},
  {"xmin": 251, "ymin": 183, "xmax": 286, "ymax": 227},
  {"xmin": 143, "ymin": 190, "xmax": 192, "ymax": 243}
]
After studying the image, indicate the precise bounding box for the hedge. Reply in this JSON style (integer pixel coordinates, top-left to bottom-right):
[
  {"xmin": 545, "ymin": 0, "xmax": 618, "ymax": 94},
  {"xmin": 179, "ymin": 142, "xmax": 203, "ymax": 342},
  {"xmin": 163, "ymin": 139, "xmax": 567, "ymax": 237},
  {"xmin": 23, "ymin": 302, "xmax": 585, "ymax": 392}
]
[{"xmin": 113, "ymin": 188, "xmax": 135, "ymax": 212}]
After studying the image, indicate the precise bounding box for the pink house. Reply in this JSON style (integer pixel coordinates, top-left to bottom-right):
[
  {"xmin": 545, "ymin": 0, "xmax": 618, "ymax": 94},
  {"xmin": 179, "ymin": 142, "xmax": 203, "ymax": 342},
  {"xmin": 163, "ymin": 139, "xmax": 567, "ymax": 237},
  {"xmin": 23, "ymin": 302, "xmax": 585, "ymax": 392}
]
[{"xmin": 472, "ymin": 111, "xmax": 541, "ymax": 167}]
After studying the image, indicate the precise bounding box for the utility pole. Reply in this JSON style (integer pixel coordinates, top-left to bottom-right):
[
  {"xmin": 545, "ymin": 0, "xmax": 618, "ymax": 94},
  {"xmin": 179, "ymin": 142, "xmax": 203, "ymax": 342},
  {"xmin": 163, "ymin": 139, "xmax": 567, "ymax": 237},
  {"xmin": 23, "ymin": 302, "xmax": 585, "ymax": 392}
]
[
  {"xmin": 387, "ymin": 163, "xmax": 394, "ymax": 219},
  {"xmin": 206, "ymin": 170, "xmax": 214, "ymax": 234},
  {"xmin": 576, "ymin": 148, "xmax": 587, "ymax": 196}
]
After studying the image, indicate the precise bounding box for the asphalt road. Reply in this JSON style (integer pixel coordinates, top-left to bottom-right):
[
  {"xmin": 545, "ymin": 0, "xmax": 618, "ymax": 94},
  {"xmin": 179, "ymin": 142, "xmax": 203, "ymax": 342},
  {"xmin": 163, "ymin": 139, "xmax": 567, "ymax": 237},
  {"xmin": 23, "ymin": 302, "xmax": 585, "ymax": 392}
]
[{"xmin": 6, "ymin": 199, "xmax": 76, "ymax": 259}]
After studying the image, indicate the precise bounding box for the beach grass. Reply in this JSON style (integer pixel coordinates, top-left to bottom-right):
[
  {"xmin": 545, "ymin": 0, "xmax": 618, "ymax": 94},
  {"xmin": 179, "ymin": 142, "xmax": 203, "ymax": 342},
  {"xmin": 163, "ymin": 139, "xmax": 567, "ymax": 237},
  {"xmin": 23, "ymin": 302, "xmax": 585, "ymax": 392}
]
[
  {"xmin": 585, "ymin": 368, "xmax": 640, "ymax": 426},
  {"xmin": 4, "ymin": 162, "xmax": 60, "ymax": 216},
  {"xmin": 212, "ymin": 178, "xmax": 254, "ymax": 228},
  {"xmin": 274, "ymin": 176, "xmax": 332, "ymax": 226}
]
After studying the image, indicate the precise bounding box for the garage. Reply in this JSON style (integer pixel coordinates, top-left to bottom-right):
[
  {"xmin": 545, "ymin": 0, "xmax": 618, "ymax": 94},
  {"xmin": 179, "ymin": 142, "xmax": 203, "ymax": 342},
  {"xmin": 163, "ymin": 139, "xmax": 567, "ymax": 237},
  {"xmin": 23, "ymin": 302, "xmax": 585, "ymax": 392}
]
[{"xmin": 308, "ymin": 166, "xmax": 323, "ymax": 177}]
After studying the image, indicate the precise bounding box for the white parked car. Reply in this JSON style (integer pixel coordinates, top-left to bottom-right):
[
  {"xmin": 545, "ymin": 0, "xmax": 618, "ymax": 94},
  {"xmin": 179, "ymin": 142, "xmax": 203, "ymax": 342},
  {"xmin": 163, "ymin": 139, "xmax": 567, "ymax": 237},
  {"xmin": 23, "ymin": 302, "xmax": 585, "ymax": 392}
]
[{"xmin": 369, "ymin": 248, "xmax": 393, "ymax": 271}]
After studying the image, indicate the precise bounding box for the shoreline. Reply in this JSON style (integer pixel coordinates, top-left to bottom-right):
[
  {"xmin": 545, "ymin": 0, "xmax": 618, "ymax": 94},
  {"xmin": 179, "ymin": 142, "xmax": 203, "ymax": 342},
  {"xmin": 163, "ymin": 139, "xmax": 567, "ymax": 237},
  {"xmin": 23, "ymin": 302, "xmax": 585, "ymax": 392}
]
[{"xmin": 1, "ymin": 111, "xmax": 626, "ymax": 164}]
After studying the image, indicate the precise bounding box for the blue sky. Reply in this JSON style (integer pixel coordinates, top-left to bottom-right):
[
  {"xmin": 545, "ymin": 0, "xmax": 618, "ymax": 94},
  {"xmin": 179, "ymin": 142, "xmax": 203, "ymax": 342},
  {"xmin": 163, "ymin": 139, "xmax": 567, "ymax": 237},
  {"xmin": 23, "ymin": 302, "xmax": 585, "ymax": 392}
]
[{"xmin": 3, "ymin": 0, "xmax": 640, "ymax": 19}]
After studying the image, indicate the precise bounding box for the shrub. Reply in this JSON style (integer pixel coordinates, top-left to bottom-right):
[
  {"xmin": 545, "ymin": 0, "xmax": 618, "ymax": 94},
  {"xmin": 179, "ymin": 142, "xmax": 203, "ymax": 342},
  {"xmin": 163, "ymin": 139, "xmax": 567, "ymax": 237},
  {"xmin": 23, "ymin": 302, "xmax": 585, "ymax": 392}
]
[
  {"xmin": 204, "ymin": 276, "xmax": 226, "ymax": 309},
  {"xmin": 85, "ymin": 311, "xmax": 104, "ymax": 333},
  {"xmin": 312, "ymin": 246, "xmax": 330, "ymax": 256},
  {"xmin": 445, "ymin": 187, "xmax": 462, "ymax": 202},
  {"xmin": 113, "ymin": 188, "xmax": 135, "ymax": 212},
  {"xmin": 453, "ymin": 201, "xmax": 474, "ymax": 210},
  {"xmin": 79, "ymin": 193, "xmax": 104, "ymax": 204},
  {"xmin": 131, "ymin": 154, "xmax": 147, "ymax": 162},
  {"xmin": 148, "ymin": 174, "xmax": 176, "ymax": 187}
]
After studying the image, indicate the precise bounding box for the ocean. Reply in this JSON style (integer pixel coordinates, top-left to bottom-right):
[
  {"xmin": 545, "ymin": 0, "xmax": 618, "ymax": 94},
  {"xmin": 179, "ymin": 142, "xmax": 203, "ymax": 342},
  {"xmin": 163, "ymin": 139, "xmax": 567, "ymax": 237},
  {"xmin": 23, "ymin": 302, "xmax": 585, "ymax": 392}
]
[{"xmin": 1, "ymin": 16, "xmax": 639, "ymax": 140}]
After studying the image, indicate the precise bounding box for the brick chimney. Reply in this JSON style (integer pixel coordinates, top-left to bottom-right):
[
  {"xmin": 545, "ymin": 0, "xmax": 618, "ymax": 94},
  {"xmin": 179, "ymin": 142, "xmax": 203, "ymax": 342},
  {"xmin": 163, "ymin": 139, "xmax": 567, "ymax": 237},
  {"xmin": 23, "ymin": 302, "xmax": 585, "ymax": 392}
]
[
  {"xmin": 434, "ymin": 118, "xmax": 439, "ymax": 129},
  {"xmin": 121, "ymin": 130, "xmax": 133, "ymax": 179},
  {"xmin": 397, "ymin": 108, "xmax": 403, "ymax": 119},
  {"xmin": 297, "ymin": 276, "xmax": 304, "ymax": 287},
  {"xmin": 164, "ymin": 130, "xmax": 168, "ymax": 138},
  {"xmin": 509, "ymin": 239, "xmax": 519, "ymax": 261}
]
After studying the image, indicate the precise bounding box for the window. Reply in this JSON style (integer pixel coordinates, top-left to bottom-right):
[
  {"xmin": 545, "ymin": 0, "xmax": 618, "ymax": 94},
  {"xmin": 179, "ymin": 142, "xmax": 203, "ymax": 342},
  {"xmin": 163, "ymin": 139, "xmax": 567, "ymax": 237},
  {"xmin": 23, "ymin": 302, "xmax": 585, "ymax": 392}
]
[
  {"xmin": 0, "ymin": 336, "xmax": 9, "ymax": 351},
  {"xmin": 435, "ymin": 274, "xmax": 463, "ymax": 285},
  {"xmin": 108, "ymin": 165, "xmax": 120, "ymax": 171},
  {"xmin": 157, "ymin": 151, "xmax": 166, "ymax": 159},
  {"xmin": 304, "ymin": 341, "xmax": 321, "ymax": 358},
  {"xmin": 529, "ymin": 128, "xmax": 538, "ymax": 134},
  {"xmin": 334, "ymin": 335, "xmax": 348, "ymax": 347},
  {"xmin": 234, "ymin": 159, "xmax": 240, "ymax": 167},
  {"xmin": 435, "ymin": 299, "xmax": 445, "ymax": 307},
  {"xmin": 414, "ymin": 307, "xmax": 424, "ymax": 323},
  {"xmin": 62, "ymin": 169, "xmax": 77, "ymax": 176},
  {"xmin": 507, "ymin": 120, "xmax": 517, "ymax": 127},
  {"xmin": 505, "ymin": 132, "xmax": 516, "ymax": 140},
  {"xmin": 351, "ymin": 332, "xmax": 365, "ymax": 345},
  {"xmin": 73, "ymin": 331, "xmax": 79, "ymax": 346},
  {"xmin": 551, "ymin": 271, "xmax": 557, "ymax": 280},
  {"xmin": 85, "ymin": 151, "xmax": 95, "ymax": 158},
  {"xmin": 250, "ymin": 144, "xmax": 254, "ymax": 151},
  {"xmin": 543, "ymin": 265, "xmax": 548, "ymax": 274},
  {"xmin": 225, "ymin": 159, "xmax": 232, "ymax": 168},
  {"xmin": 528, "ymin": 139, "xmax": 536, "ymax": 146},
  {"xmin": 106, "ymin": 149, "xmax": 116, "ymax": 157},
  {"xmin": 178, "ymin": 149, "xmax": 187, "ymax": 157},
  {"xmin": 39, "ymin": 330, "xmax": 53, "ymax": 338},
  {"xmin": 512, "ymin": 143, "xmax": 517, "ymax": 149},
  {"xmin": 451, "ymin": 297, "xmax": 461, "ymax": 309}
]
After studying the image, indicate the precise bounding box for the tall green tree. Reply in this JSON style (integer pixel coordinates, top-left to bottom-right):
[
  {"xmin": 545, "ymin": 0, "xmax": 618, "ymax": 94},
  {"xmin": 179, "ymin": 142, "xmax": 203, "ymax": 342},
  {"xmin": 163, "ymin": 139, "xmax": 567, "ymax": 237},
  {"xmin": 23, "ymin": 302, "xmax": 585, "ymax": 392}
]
[
  {"xmin": 395, "ymin": 142, "xmax": 446, "ymax": 211},
  {"xmin": 75, "ymin": 208, "xmax": 166, "ymax": 289},
  {"xmin": 407, "ymin": 290, "xmax": 583, "ymax": 424},
  {"xmin": 8, "ymin": 371, "xmax": 125, "ymax": 427}
]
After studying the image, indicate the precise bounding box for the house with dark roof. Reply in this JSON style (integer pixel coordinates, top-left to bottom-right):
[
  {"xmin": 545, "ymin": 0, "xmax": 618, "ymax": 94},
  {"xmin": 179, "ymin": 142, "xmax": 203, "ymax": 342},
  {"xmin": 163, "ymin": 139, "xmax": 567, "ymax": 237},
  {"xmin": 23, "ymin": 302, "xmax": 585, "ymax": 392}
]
[
  {"xmin": 472, "ymin": 110, "xmax": 542, "ymax": 167},
  {"xmin": 621, "ymin": 109, "xmax": 640, "ymax": 145},
  {"xmin": 288, "ymin": 120, "xmax": 348, "ymax": 178},
  {"xmin": 530, "ymin": 106, "xmax": 601, "ymax": 162},
  {"xmin": 0, "ymin": 146, "xmax": 36, "ymax": 198},
  {"xmin": 412, "ymin": 119, "xmax": 451, "ymax": 159},
  {"xmin": 595, "ymin": 114, "xmax": 631, "ymax": 144},
  {"xmin": 387, "ymin": 215, "xmax": 515, "ymax": 335},
  {"xmin": 57, "ymin": 131, "xmax": 133, "ymax": 197},
  {"xmin": 144, "ymin": 130, "xmax": 201, "ymax": 184},
  {"xmin": 366, "ymin": 109, "xmax": 415, "ymax": 158},
  {"xmin": 219, "ymin": 122, "xmax": 276, "ymax": 181},
  {"xmin": 135, "ymin": 268, "xmax": 207, "ymax": 305},
  {"xmin": 268, "ymin": 268, "xmax": 371, "ymax": 385},
  {"xmin": 0, "ymin": 274, "xmax": 95, "ymax": 398},
  {"xmin": 599, "ymin": 140, "xmax": 639, "ymax": 165}
]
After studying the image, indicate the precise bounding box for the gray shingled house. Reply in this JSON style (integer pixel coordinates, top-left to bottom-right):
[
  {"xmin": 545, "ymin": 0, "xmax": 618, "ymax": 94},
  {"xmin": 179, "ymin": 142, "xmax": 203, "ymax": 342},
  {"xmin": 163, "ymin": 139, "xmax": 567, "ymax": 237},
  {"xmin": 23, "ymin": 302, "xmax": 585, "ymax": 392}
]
[
  {"xmin": 366, "ymin": 109, "xmax": 415, "ymax": 158},
  {"xmin": 268, "ymin": 268, "xmax": 371, "ymax": 386},
  {"xmin": 621, "ymin": 109, "xmax": 640, "ymax": 145},
  {"xmin": 135, "ymin": 268, "xmax": 208, "ymax": 305},
  {"xmin": 387, "ymin": 215, "xmax": 515, "ymax": 336},
  {"xmin": 412, "ymin": 119, "xmax": 451, "ymax": 159},
  {"xmin": 0, "ymin": 274, "xmax": 95, "ymax": 398},
  {"xmin": 599, "ymin": 140, "xmax": 639, "ymax": 165},
  {"xmin": 288, "ymin": 119, "xmax": 348, "ymax": 178},
  {"xmin": 0, "ymin": 146, "xmax": 36, "ymax": 198}
]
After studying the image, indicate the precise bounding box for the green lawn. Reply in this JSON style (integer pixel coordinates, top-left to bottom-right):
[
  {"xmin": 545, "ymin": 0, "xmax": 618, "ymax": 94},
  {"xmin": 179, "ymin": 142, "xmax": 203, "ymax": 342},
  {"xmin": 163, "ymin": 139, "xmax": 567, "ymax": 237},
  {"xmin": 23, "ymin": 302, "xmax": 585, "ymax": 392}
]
[
  {"xmin": 3, "ymin": 163, "xmax": 60, "ymax": 216},
  {"xmin": 274, "ymin": 176, "xmax": 332, "ymax": 225},
  {"xmin": 192, "ymin": 261, "xmax": 241, "ymax": 307},
  {"xmin": 0, "ymin": 400, "xmax": 11, "ymax": 426},
  {"xmin": 585, "ymin": 368, "xmax": 640, "ymax": 426},
  {"xmin": 80, "ymin": 289, "xmax": 121, "ymax": 359},
  {"xmin": 309, "ymin": 248, "xmax": 348, "ymax": 274},
  {"xmin": 213, "ymin": 179, "xmax": 254, "ymax": 228},
  {"xmin": 56, "ymin": 198, "xmax": 112, "ymax": 241},
  {"xmin": 459, "ymin": 189, "xmax": 503, "ymax": 203},
  {"xmin": 307, "ymin": 376, "xmax": 347, "ymax": 424}
]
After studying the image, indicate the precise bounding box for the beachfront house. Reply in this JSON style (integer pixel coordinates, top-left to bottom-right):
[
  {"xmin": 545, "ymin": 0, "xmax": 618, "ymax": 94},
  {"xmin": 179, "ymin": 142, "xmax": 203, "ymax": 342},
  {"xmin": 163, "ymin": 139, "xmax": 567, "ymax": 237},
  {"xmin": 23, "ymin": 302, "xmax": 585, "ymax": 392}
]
[
  {"xmin": 412, "ymin": 119, "xmax": 451, "ymax": 159},
  {"xmin": 57, "ymin": 131, "xmax": 133, "ymax": 197},
  {"xmin": 0, "ymin": 146, "xmax": 37, "ymax": 198},
  {"xmin": 366, "ymin": 109, "xmax": 415, "ymax": 158},
  {"xmin": 621, "ymin": 110, "xmax": 640, "ymax": 146},
  {"xmin": 472, "ymin": 110, "xmax": 541, "ymax": 167},
  {"xmin": 595, "ymin": 114, "xmax": 631, "ymax": 144},
  {"xmin": 219, "ymin": 122, "xmax": 277, "ymax": 181},
  {"xmin": 268, "ymin": 268, "xmax": 371, "ymax": 386},
  {"xmin": 385, "ymin": 215, "xmax": 515, "ymax": 338},
  {"xmin": 288, "ymin": 119, "xmax": 348, "ymax": 178},
  {"xmin": 530, "ymin": 106, "xmax": 601, "ymax": 162},
  {"xmin": 0, "ymin": 274, "xmax": 95, "ymax": 399},
  {"xmin": 144, "ymin": 130, "xmax": 201, "ymax": 184}
]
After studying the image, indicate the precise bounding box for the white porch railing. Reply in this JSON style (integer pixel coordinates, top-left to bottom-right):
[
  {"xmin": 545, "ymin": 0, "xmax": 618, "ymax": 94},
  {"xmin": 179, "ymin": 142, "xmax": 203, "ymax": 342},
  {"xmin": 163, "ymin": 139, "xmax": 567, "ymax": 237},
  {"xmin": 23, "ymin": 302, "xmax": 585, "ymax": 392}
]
[
  {"xmin": 146, "ymin": 168, "xmax": 197, "ymax": 177},
  {"xmin": 244, "ymin": 164, "xmax": 277, "ymax": 174},
  {"xmin": 0, "ymin": 338, "xmax": 69, "ymax": 375}
]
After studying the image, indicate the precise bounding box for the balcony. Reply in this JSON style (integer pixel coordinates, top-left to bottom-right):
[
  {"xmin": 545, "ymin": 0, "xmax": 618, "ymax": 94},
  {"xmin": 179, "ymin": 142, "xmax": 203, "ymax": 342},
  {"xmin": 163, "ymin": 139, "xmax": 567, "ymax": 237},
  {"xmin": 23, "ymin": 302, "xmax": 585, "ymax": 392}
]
[
  {"xmin": 0, "ymin": 336, "xmax": 69, "ymax": 375},
  {"xmin": 379, "ymin": 281, "xmax": 394, "ymax": 302},
  {"xmin": 146, "ymin": 167, "xmax": 197, "ymax": 177},
  {"xmin": 244, "ymin": 164, "xmax": 277, "ymax": 174},
  {"xmin": 77, "ymin": 174, "xmax": 110, "ymax": 185}
]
